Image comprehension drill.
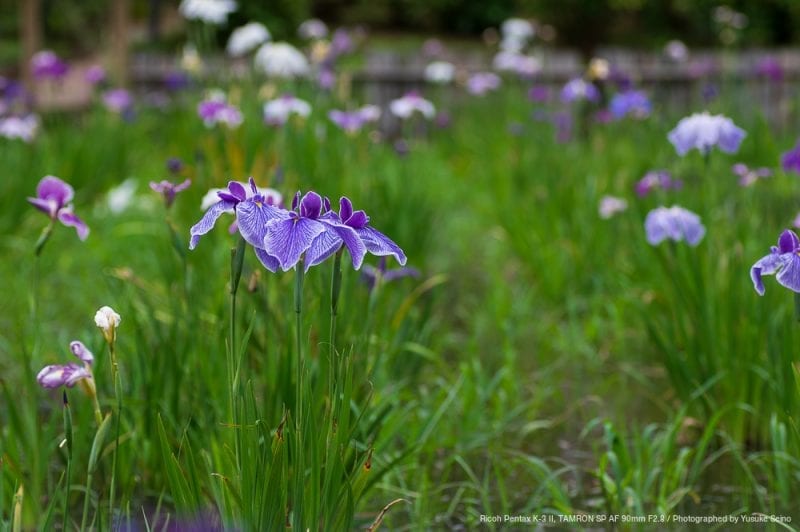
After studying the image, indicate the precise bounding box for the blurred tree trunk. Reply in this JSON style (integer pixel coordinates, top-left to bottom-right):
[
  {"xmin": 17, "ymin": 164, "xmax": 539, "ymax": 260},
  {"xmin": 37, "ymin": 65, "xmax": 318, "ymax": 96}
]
[
  {"xmin": 20, "ymin": 0, "xmax": 42, "ymax": 89},
  {"xmin": 111, "ymin": 0, "xmax": 130, "ymax": 86}
]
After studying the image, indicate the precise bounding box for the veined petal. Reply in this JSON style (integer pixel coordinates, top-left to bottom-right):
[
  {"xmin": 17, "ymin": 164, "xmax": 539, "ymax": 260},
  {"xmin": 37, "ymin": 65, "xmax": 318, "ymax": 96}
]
[
  {"xmin": 64, "ymin": 366, "xmax": 92, "ymax": 387},
  {"xmin": 304, "ymin": 229, "xmax": 343, "ymax": 271},
  {"xmin": 776, "ymin": 254, "xmax": 800, "ymax": 293},
  {"xmin": 326, "ymin": 222, "xmax": 366, "ymax": 270},
  {"xmin": 69, "ymin": 340, "xmax": 94, "ymax": 364},
  {"xmin": 750, "ymin": 251, "xmax": 788, "ymax": 295},
  {"xmin": 357, "ymin": 226, "xmax": 407, "ymax": 265},
  {"xmin": 253, "ymin": 246, "xmax": 280, "ymax": 273},
  {"xmin": 235, "ymin": 199, "xmax": 287, "ymax": 248},
  {"xmin": 189, "ymin": 200, "xmax": 236, "ymax": 249},
  {"xmin": 264, "ymin": 218, "xmax": 326, "ymax": 271},
  {"xmin": 58, "ymin": 210, "xmax": 89, "ymax": 240}
]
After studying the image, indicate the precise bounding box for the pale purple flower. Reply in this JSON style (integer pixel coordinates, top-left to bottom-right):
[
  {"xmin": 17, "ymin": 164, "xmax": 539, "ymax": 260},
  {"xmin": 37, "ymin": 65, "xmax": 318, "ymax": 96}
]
[
  {"xmin": 644, "ymin": 206, "xmax": 705, "ymax": 246},
  {"xmin": 664, "ymin": 40, "xmax": 689, "ymax": 62},
  {"xmin": 598, "ymin": 195, "xmax": 628, "ymax": 219},
  {"xmin": 298, "ymin": 19, "xmax": 328, "ymax": 40},
  {"xmin": 329, "ymin": 105, "xmax": 380, "ymax": 133},
  {"xmin": 37, "ymin": 340, "xmax": 94, "ymax": 389},
  {"xmin": 493, "ymin": 51, "xmax": 541, "ymax": 78},
  {"xmin": 190, "ymin": 178, "xmax": 284, "ymax": 271},
  {"xmin": 732, "ymin": 163, "xmax": 771, "ymax": 187},
  {"xmin": 466, "ymin": 72, "xmax": 501, "ymax": 96},
  {"xmin": 361, "ymin": 257, "xmax": 419, "ymax": 291},
  {"xmin": 85, "ymin": 65, "xmax": 106, "ymax": 85},
  {"xmin": 389, "ymin": 91, "xmax": 435, "ymax": 120},
  {"xmin": 263, "ymin": 94, "xmax": 311, "ymax": 126},
  {"xmin": 102, "ymin": 89, "xmax": 133, "ymax": 113},
  {"xmin": 560, "ymin": 78, "xmax": 599, "ymax": 104},
  {"xmin": 317, "ymin": 68, "xmax": 336, "ymax": 90},
  {"xmin": 330, "ymin": 28, "xmax": 354, "ymax": 57},
  {"xmin": 31, "ymin": 50, "xmax": 69, "ymax": 80},
  {"xmin": 755, "ymin": 57, "xmax": 783, "ymax": 82},
  {"xmin": 0, "ymin": 114, "xmax": 38, "ymax": 142},
  {"xmin": 635, "ymin": 170, "xmax": 682, "ymax": 197},
  {"xmin": 781, "ymin": 140, "xmax": 800, "ymax": 175},
  {"xmin": 528, "ymin": 85, "xmax": 550, "ymax": 103},
  {"xmin": 751, "ymin": 229, "xmax": 800, "ymax": 295},
  {"xmin": 667, "ymin": 112, "xmax": 745, "ymax": 156},
  {"xmin": 28, "ymin": 176, "xmax": 88, "ymax": 240},
  {"xmin": 150, "ymin": 179, "xmax": 191, "ymax": 207},
  {"xmin": 609, "ymin": 90, "xmax": 651, "ymax": 119},
  {"xmin": 198, "ymin": 97, "xmax": 243, "ymax": 129},
  {"xmin": 422, "ymin": 39, "xmax": 445, "ymax": 59}
]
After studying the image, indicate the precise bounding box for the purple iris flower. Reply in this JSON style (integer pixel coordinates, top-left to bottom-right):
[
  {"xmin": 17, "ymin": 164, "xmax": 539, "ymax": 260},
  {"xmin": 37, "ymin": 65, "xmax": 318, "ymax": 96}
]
[
  {"xmin": 330, "ymin": 28, "xmax": 354, "ymax": 57},
  {"xmin": 164, "ymin": 71, "xmax": 190, "ymax": 92},
  {"xmin": 609, "ymin": 90, "xmax": 651, "ymax": 119},
  {"xmin": 85, "ymin": 65, "xmax": 106, "ymax": 85},
  {"xmin": 644, "ymin": 206, "xmax": 705, "ymax": 246},
  {"xmin": 466, "ymin": 72, "xmax": 501, "ymax": 96},
  {"xmin": 27, "ymin": 176, "xmax": 89, "ymax": 240},
  {"xmin": 781, "ymin": 140, "xmax": 800, "ymax": 175},
  {"xmin": 751, "ymin": 229, "xmax": 800, "ymax": 295},
  {"xmin": 150, "ymin": 179, "xmax": 191, "ymax": 207},
  {"xmin": 755, "ymin": 57, "xmax": 783, "ymax": 82},
  {"xmin": 635, "ymin": 170, "xmax": 682, "ymax": 197},
  {"xmin": 732, "ymin": 163, "xmax": 771, "ymax": 187},
  {"xmin": 31, "ymin": 50, "xmax": 69, "ymax": 80},
  {"xmin": 262, "ymin": 192, "xmax": 366, "ymax": 272},
  {"xmin": 667, "ymin": 112, "xmax": 745, "ymax": 156},
  {"xmin": 102, "ymin": 89, "xmax": 133, "ymax": 113},
  {"xmin": 361, "ymin": 257, "xmax": 419, "ymax": 291},
  {"xmin": 37, "ymin": 340, "xmax": 94, "ymax": 389},
  {"xmin": 190, "ymin": 178, "xmax": 284, "ymax": 271},
  {"xmin": 528, "ymin": 85, "xmax": 550, "ymax": 103}
]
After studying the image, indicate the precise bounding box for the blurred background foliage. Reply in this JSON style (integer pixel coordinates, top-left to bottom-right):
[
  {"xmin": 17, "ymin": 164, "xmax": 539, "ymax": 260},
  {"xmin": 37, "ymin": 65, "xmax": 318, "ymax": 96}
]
[{"xmin": 2, "ymin": 0, "xmax": 800, "ymax": 64}]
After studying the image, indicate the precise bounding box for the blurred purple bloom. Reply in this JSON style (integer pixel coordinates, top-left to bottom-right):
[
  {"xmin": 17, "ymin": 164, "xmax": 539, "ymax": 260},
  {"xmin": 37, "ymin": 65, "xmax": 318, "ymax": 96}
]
[
  {"xmin": 635, "ymin": 170, "xmax": 682, "ymax": 197},
  {"xmin": 434, "ymin": 111, "xmax": 451, "ymax": 129},
  {"xmin": 609, "ymin": 90, "xmax": 651, "ymax": 119},
  {"xmin": 560, "ymin": 78, "xmax": 599, "ymax": 104},
  {"xmin": 664, "ymin": 40, "xmax": 689, "ymax": 62},
  {"xmin": 554, "ymin": 112, "xmax": 572, "ymax": 143},
  {"xmin": 422, "ymin": 38, "xmax": 445, "ymax": 59},
  {"xmin": 330, "ymin": 28, "xmax": 354, "ymax": 57},
  {"xmin": 361, "ymin": 257, "xmax": 419, "ymax": 291},
  {"xmin": 466, "ymin": 72, "xmax": 501, "ymax": 96},
  {"xmin": 755, "ymin": 57, "xmax": 783, "ymax": 82},
  {"xmin": 329, "ymin": 105, "xmax": 380, "ymax": 133},
  {"xmin": 198, "ymin": 98, "xmax": 243, "ymax": 128},
  {"xmin": 85, "ymin": 65, "xmax": 106, "ymax": 85},
  {"xmin": 150, "ymin": 179, "xmax": 191, "ymax": 207},
  {"xmin": 688, "ymin": 58, "xmax": 717, "ymax": 79},
  {"xmin": 594, "ymin": 109, "xmax": 613, "ymax": 124},
  {"xmin": 263, "ymin": 94, "xmax": 311, "ymax": 126},
  {"xmin": 599, "ymin": 195, "xmax": 628, "ymax": 219},
  {"xmin": 28, "ymin": 176, "xmax": 89, "ymax": 240},
  {"xmin": 393, "ymin": 139, "xmax": 410, "ymax": 157},
  {"xmin": 389, "ymin": 91, "xmax": 435, "ymax": 119},
  {"xmin": 298, "ymin": 18, "xmax": 328, "ymax": 40},
  {"xmin": 102, "ymin": 89, "xmax": 133, "ymax": 113},
  {"xmin": 781, "ymin": 140, "xmax": 800, "ymax": 175},
  {"xmin": 528, "ymin": 85, "xmax": 550, "ymax": 103},
  {"xmin": 317, "ymin": 68, "xmax": 336, "ymax": 90},
  {"xmin": 667, "ymin": 112, "xmax": 745, "ymax": 156},
  {"xmin": 701, "ymin": 82, "xmax": 719, "ymax": 103},
  {"xmin": 793, "ymin": 213, "xmax": 800, "ymax": 229},
  {"xmin": 164, "ymin": 71, "xmax": 190, "ymax": 92},
  {"xmin": 167, "ymin": 157, "xmax": 184, "ymax": 175},
  {"xmin": 190, "ymin": 178, "xmax": 284, "ymax": 271},
  {"xmin": 751, "ymin": 229, "xmax": 800, "ymax": 295},
  {"xmin": 645, "ymin": 206, "xmax": 705, "ymax": 246},
  {"xmin": 31, "ymin": 50, "xmax": 69, "ymax": 80},
  {"xmin": 609, "ymin": 67, "xmax": 633, "ymax": 91},
  {"xmin": 37, "ymin": 340, "xmax": 94, "ymax": 389},
  {"xmin": 732, "ymin": 163, "xmax": 771, "ymax": 187},
  {"xmin": 0, "ymin": 114, "xmax": 38, "ymax": 142}
]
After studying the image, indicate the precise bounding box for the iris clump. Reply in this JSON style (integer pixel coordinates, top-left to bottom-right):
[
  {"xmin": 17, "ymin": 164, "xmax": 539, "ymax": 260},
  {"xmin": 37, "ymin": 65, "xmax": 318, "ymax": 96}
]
[
  {"xmin": 644, "ymin": 206, "xmax": 705, "ymax": 246},
  {"xmin": 750, "ymin": 229, "xmax": 800, "ymax": 296},
  {"xmin": 667, "ymin": 111, "xmax": 745, "ymax": 156}
]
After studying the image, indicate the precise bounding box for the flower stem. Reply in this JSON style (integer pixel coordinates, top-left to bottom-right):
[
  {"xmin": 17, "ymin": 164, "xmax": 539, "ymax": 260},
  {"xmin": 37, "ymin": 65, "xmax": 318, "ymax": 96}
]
[
  {"xmin": 80, "ymin": 472, "xmax": 92, "ymax": 532},
  {"xmin": 293, "ymin": 263, "xmax": 305, "ymax": 525},
  {"xmin": 108, "ymin": 343, "xmax": 121, "ymax": 527},
  {"xmin": 34, "ymin": 220, "xmax": 55, "ymax": 257},
  {"xmin": 62, "ymin": 392, "xmax": 73, "ymax": 531},
  {"xmin": 229, "ymin": 237, "xmax": 246, "ymax": 467}
]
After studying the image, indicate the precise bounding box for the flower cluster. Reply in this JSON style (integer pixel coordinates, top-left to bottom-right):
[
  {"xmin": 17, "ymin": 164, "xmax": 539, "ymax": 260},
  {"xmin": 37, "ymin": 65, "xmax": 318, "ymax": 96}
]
[
  {"xmin": 190, "ymin": 179, "xmax": 406, "ymax": 273},
  {"xmin": 644, "ymin": 206, "xmax": 705, "ymax": 246}
]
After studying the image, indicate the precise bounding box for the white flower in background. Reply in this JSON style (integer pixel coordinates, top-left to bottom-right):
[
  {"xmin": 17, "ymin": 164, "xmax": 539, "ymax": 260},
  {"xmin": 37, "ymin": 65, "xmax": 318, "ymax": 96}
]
[
  {"xmin": 263, "ymin": 94, "xmax": 312, "ymax": 126},
  {"xmin": 254, "ymin": 42, "xmax": 310, "ymax": 79},
  {"xmin": 358, "ymin": 104, "xmax": 381, "ymax": 122},
  {"xmin": 227, "ymin": 22, "xmax": 271, "ymax": 56},
  {"xmin": 424, "ymin": 61, "xmax": 455, "ymax": 84},
  {"xmin": 500, "ymin": 17, "xmax": 534, "ymax": 52},
  {"xmin": 598, "ymin": 195, "xmax": 628, "ymax": 219},
  {"xmin": 493, "ymin": 51, "xmax": 541, "ymax": 77},
  {"xmin": 664, "ymin": 40, "xmax": 689, "ymax": 62},
  {"xmin": 0, "ymin": 115, "xmax": 39, "ymax": 142},
  {"xmin": 107, "ymin": 179, "xmax": 138, "ymax": 214},
  {"xmin": 179, "ymin": 0, "xmax": 236, "ymax": 24},
  {"xmin": 389, "ymin": 91, "xmax": 435, "ymax": 120},
  {"xmin": 298, "ymin": 18, "xmax": 328, "ymax": 40},
  {"xmin": 95, "ymin": 305, "xmax": 121, "ymax": 344}
]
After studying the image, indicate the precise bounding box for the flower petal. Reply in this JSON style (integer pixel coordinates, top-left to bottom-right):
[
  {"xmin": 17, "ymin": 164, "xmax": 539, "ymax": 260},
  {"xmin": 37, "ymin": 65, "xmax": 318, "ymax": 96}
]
[
  {"xmin": 357, "ymin": 226, "xmax": 407, "ymax": 265},
  {"xmin": 235, "ymin": 198, "xmax": 287, "ymax": 248},
  {"xmin": 264, "ymin": 218, "xmax": 327, "ymax": 271},
  {"xmin": 299, "ymin": 191, "xmax": 323, "ymax": 219},
  {"xmin": 778, "ymin": 229, "xmax": 800, "ymax": 254},
  {"xmin": 328, "ymin": 223, "xmax": 366, "ymax": 270},
  {"xmin": 304, "ymin": 228, "xmax": 343, "ymax": 271},
  {"xmin": 776, "ymin": 254, "xmax": 800, "ymax": 293},
  {"xmin": 253, "ymin": 247, "xmax": 280, "ymax": 272},
  {"xmin": 28, "ymin": 197, "xmax": 59, "ymax": 217},
  {"xmin": 70, "ymin": 340, "xmax": 94, "ymax": 364},
  {"xmin": 189, "ymin": 200, "xmax": 236, "ymax": 249},
  {"xmin": 58, "ymin": 210, "xmax": 89, "ymax": 240},
  {"xmin": 37, "ymin": 176, "xmax": 74, "ymax": 207},
  {"xmin": 750, "ymin": 251, "xmax": 787, "ymax": 295}
]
